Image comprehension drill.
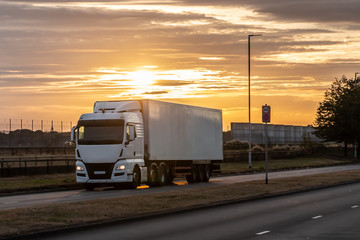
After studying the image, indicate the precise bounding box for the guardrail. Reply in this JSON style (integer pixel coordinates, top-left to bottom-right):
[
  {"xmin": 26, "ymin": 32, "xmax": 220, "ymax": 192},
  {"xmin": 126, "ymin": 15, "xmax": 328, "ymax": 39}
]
[
  {"xmin": 0, "ymin": 155, "xmax": 76, "ymax": 177},
  {"xmin": 0, "ymin": 147, "xmax": 75, "ymax": 156}
]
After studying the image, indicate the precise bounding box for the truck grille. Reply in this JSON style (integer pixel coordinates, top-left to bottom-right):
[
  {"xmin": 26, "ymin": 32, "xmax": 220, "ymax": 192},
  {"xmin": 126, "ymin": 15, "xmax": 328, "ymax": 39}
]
[{"xmin": 85, "ymin": 163, "xmax": 115, "ymax": 179}]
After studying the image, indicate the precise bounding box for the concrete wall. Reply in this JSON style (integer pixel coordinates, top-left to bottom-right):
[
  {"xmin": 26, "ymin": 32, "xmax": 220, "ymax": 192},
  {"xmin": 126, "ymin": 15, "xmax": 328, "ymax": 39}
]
[{"xmin": 231, "ymin": 122, "xmax": 322, "ymax": 145}]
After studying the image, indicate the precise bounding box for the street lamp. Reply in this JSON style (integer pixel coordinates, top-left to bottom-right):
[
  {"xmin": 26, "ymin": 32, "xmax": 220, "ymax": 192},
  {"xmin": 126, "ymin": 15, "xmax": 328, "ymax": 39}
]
[
  {"xmin": 355, "ymin": 72, "xmax": 359, "ymax": 85},
  {"xmin": 248, "ymin": 34, "xmax": 262, "ymax": 168},
  {"xmin": 355, "ymin": 72, "xmax": 359, "ymax": 159}
]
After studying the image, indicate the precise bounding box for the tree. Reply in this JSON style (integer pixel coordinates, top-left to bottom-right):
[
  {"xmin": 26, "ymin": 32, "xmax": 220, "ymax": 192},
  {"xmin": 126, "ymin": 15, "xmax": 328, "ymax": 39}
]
[{"xmin": 314, "ymin": 76, "xmax": 360, "ymax": 156}]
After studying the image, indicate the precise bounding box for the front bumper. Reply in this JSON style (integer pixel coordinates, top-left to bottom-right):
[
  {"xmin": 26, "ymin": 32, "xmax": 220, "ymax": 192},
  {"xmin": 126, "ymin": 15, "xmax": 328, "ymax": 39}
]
[{"xmin": 75, "ymin": 160, "xmax": 132, "ymax": 183}]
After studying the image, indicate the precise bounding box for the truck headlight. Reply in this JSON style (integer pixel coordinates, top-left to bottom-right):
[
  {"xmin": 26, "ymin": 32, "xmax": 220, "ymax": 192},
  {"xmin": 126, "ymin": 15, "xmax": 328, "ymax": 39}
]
[
  {"xmin": 116, "ymin": 165, "xmax": 126, "ymax": 170},
  {"xmin": 76, "ymin": 165, "xmax": 84, "ymax": 171}
]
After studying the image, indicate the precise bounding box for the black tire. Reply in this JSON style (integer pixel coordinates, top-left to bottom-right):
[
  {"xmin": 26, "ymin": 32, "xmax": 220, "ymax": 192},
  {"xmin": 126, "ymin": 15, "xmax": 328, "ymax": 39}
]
[
  {"xmin": 186, "ymin": 174, "xmax": 193, "ymax": 183},
  {"xmin": 167, "ymin": 167, "xmax": 174, "ymax": 184},
  {"xmin": 148, "ymin": 164, "xmax": 159, "ymax": 187},
  {"xmin": 186, "ymin": 165, "xmax": 199, "ymax": 184},
  {"xmin": 159, "ymin": 164, "xmax": 167, "ymax": 186},
  {"xmin": 130, "ymin": 167, "xmax": 141, "ymax": 189},
  {"xmin": 203, "ymin": 164, "xmax": 211, "ymax": 182},
  {"xmin": 198, "ymin": 165, "xmax": 205, "ymax": 182}
]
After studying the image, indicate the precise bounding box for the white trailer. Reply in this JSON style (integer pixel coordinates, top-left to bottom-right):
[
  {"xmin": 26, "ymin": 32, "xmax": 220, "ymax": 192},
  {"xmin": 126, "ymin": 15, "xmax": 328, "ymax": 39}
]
[{"xmin": 71, "ymin": 100, "xmax": 223, "ymax": 189}]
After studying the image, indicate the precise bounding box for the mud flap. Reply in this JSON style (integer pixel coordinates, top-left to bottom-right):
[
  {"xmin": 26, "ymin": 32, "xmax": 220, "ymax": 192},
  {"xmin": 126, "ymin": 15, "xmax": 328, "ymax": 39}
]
[{"xmin": 140, "ymin": 166, "xmax": 147, "ymax": 183}]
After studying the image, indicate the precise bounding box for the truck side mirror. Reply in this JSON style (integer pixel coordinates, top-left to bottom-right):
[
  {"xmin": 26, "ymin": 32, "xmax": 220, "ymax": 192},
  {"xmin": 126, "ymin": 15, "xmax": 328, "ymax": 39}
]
[
  {"xmin": 129, "ymin": 125, "xmax": 136, "ymax": 141},
  {"xmin": 70, "ymin": 126, "xmax": 77, "ymax": 143}
]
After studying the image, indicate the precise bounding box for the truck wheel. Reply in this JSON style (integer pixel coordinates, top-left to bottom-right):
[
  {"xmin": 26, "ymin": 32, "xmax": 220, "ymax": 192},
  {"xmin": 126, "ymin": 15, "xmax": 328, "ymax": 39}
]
[
  {"xmin": 198, "ymin": 165, "xmax": 205, "ymax": 182},
  {"xmin": 148, "ymin": 164, "xmax": 159, "ymax": 187},
  {"xmin": 186, "ymin": 165, "xmax": 199, "ymax": 184},
  {"xmin": 167, "ymin": 167, "xmax": 174, "ymax": 184},
  {"xmin": 159, "ymin": 164, "xmax": 167, "ymax": 186},
  {"xmin": 186, "ymin": 174, "xmax": 193, "ymax": 183},
  {"xmin": 129, "ymin": 167, "xmax": 141, "ymax": 189},
  {"xmin": 203, "ymin": 164, "xmax": 211, "ymax": 182}
]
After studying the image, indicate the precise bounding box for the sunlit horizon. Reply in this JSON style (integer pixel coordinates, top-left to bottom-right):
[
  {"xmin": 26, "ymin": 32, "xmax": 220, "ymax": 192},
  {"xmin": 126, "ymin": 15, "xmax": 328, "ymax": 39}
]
[{"xmin": 1, "ymin": 0, "xmax": 360, "ymax": 130}]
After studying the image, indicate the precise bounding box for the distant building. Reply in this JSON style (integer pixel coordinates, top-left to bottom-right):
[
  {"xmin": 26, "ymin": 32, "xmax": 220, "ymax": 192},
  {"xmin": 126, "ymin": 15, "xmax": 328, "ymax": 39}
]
[{"xmin": 231, "ymin": 122, "xmax": 322, "ymax": 145}]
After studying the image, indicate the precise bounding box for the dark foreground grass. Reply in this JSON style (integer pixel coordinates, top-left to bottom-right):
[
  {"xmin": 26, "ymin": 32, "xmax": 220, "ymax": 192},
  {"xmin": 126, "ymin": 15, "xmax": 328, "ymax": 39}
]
[
  {"xmin": 1, "ymin": 169, "xmax": 360, "ymax": 238},
  {"xmin": 0, "ymin": 174, "xmax": 78, "ymax": 192}
]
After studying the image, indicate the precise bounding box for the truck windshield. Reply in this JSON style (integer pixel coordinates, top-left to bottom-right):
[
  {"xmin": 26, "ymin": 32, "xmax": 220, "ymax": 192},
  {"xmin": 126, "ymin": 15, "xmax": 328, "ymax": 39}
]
[{"xmin": 77, "ymin": 119, "xmax": 124, "ymax": 145}]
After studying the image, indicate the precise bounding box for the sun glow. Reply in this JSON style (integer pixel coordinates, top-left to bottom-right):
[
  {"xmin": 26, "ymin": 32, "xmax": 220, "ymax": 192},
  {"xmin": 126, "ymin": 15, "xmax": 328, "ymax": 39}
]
[
  {"xmin": 93, "ymin": 67, "xmax": 232, "ymax": 99},
  {"xmin": 95, "ymin": 69, "xmax": 157, "ymax": 86},
  {"xmin": 127, "ymin": 70, "xmax": 157, "ymax": 86}
]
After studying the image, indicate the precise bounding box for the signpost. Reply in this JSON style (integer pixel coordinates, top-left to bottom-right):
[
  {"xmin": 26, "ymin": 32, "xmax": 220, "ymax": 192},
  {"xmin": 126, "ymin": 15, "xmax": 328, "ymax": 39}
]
[{"xmin": 262, "ymin": 104, "xmax": 271, "ymax": 184}]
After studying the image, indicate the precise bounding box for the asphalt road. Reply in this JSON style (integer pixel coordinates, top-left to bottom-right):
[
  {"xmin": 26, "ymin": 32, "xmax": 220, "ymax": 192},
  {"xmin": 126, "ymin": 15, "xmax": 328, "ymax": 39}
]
[
  {"xmin": 1, "ymin": 164, "xmax": 360, "ymax": 211},
  {"xmin": 27, "ymin": 181, "xmax": 360, "ymax": 240}
]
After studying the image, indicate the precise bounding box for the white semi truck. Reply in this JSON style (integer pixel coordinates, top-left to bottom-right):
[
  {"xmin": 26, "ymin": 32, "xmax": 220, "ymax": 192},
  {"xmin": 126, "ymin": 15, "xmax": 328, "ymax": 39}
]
[{"xmin": 70, "ymin": 100, "xmax": 223, "ymax": 190}]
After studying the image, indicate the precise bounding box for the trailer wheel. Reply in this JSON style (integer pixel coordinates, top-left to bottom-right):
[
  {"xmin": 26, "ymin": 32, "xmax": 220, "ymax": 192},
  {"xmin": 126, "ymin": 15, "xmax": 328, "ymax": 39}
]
[
  {"xmin": 148, "ymin": 163, "xmax": 159, "ymax": 187},
  {"xmin": 203, "ymin": 164, "xmax": 211, "ymax": 182},
  {"xmin": 186, "ymin": 165, "xmax": 199, "ymax": 184},
  {"xmin": 159, "ymin": 164, "xmax": 167, "ymax": 186},
  {"xmin": 198, "ymin": 165, "xmax": 205, "ymax": 182},
  {"xmin": 167, "ymin": 166, "xmax": 174, "ymax": 184},
  {"xmin": 185, "ymin": 174, "xmax": 192, "ymax": 183}
]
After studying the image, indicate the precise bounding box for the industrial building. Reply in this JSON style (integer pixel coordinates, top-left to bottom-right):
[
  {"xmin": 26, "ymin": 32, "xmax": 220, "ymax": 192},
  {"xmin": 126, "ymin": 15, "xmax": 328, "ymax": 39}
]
[{"xmin": 231, "ymin": 122, "xmax": 322, "ymax": 145}]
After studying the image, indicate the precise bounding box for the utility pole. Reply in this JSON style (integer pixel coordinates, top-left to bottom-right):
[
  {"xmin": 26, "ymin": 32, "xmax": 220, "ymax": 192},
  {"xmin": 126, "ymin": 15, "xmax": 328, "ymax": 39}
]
[
  {"xmin": 355, "ymin": 72, "xmax": 359, "ymax": 159},
  {"xmin": 248, "ymin": 34, "xmax": 262, "ymax": 168}
]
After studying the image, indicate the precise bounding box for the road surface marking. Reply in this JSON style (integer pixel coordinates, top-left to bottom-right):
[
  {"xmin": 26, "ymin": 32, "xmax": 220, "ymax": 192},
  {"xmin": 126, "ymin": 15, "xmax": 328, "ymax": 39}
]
[
  {"xmin": 351, "ymin": 205, "xmax": 359, "ymax": 209},
  {"xmin": 256, "ymin": 231, "xmax": 271, "ymax": 235},
  {"xmin": 312, "ymin": 215, "xmax": 323, "ymax": 219},
  {"xmin": 4, "ymin": 201, "xmax": 18, "ymax": 205}
]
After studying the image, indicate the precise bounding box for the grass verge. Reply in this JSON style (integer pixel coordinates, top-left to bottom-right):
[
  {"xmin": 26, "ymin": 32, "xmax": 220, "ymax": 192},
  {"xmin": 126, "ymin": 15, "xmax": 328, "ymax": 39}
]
[
  {"xmin": 0, "ymin": 174, "xmax": 78, "ymax": 194},
  {"xmin": 1, "ymin": 169, "xmax": 360, "ymax": 238},
  {"xmin": 220, "ymin": 157, "xmax": 355, "ymax": 174}
]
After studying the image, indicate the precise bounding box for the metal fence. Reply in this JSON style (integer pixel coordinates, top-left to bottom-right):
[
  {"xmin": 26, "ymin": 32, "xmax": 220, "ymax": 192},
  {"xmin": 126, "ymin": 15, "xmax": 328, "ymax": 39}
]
[
  {"xmin": 0, "ymin": 119, "xmax": 75, "ymax": 147},
  {"xmin": 0, "ymin": 119, "xmax": 74, "ymax": 133},
  {"xmin": 0, "ymin": 146, "xmax": 76, "ymax": 177},
  {"xmin": 0, "ymin": 156, "xmax": 76, "ymax": 177}
]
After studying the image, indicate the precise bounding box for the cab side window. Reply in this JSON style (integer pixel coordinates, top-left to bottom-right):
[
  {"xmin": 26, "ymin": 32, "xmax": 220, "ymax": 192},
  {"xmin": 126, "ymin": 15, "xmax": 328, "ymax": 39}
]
[{"xmin": 126, "ymin": 124, "xmax": 137, "ymax": 141}]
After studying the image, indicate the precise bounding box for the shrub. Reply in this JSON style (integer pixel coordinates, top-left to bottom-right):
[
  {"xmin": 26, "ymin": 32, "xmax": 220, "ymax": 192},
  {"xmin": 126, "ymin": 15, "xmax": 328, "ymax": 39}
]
[
  {"xmin": 251, "ymin": 145, "xmax": 264, "ymax": 160},
  {"xmin": 224, "ymin": 139, "xmax": 249, "ymax": 150},
  {"xmin": 271, "ymin": 144, "xmax": 305, "ymax": 159},
  {"xmin": 251, "ymin": 145, "xmax": 264, "ymax": 152}
]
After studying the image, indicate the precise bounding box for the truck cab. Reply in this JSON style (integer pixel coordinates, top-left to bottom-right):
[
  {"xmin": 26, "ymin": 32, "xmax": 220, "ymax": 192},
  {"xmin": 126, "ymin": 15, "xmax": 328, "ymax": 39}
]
[{"xmin": 71, "ymin": 101, "xmax": 147, "ymax": 190}]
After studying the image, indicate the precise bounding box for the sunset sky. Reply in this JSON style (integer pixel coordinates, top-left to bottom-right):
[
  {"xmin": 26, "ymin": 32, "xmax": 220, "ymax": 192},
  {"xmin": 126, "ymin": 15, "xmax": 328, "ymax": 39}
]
[{"xmin": 1, "ymin": 0, "xmax": 360, "ymax": 131}]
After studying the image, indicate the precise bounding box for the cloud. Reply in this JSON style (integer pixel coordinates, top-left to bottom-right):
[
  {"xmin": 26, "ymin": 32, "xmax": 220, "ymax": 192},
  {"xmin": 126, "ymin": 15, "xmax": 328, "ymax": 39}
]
[
  {"xmin": 247, "ymin": 0, "xmax": 360, "ymax": 24},
  {"xmin": 178, "ymin": 0, "xmax": 360, "ymax": 24},
  {"xmin": 143, "ymin": 90, "xmax": 168, "ymax": 95},
  {"xmin": 153, "ymin": 80, "xmax": 194, "ymax": 86}
]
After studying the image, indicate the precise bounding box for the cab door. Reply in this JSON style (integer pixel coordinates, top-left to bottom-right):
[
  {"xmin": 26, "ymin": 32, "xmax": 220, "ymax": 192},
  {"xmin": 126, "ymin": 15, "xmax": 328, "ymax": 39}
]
[{"xmin": 125, "ymin": 124, "xmax": 137, "ymax": 159}]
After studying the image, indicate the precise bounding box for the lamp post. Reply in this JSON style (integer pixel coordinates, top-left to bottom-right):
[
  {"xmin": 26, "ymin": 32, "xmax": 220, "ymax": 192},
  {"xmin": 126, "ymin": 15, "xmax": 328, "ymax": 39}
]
[
  {"xmin": 355, "ymin": 72, "xmax": 359, "ymax": 85},
  {"xmin": 355, "ymin": 72, "xmax": 359, "ymax": 159},
  {"xmin": 248, "ymin": 34, "xmax": 262, "ymax": 168}
]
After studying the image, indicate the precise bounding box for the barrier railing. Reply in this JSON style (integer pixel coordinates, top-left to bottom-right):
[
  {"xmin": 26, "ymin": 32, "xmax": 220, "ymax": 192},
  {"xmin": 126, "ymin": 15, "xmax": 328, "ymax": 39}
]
[{"xmin": 0, "ymin": 155, "xmax": 76, "ymax": 177}]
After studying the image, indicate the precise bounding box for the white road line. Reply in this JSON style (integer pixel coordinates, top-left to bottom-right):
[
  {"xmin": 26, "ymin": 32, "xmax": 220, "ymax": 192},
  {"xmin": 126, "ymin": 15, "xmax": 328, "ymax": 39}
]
[
  {"xmin": 3, "ymin": 201, "xmax": 19, "ymax": 205},
  {"xmin": 351, "ymin": 205, "xmax": 359, "ymax": 209},
  {"xmin": 256, "ymin": 231, "xmax": 271, "ymax": 236},
  {"xmin": 312, "ymin": 215, "xmax": 323, "ymax": 219}
]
